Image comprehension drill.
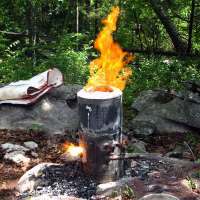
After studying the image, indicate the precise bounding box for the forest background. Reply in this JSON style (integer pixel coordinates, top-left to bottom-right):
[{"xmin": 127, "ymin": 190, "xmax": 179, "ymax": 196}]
[{"xmin": 0, "ymin": 0, "xmax": 200, "ymax": 106}]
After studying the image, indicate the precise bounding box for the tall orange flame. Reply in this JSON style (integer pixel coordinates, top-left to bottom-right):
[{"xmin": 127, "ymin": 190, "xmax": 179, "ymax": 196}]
[{"xmin": 85, "ymin": 6, "xmax": 133, "ymax": 91}]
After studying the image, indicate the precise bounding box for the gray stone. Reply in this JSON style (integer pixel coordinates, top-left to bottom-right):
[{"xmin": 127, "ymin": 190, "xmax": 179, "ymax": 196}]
[
  {"xmin": 96, "ymin": 177, "xmax": 134, "ymax": 196},
  {"xmin": 24, "ymin": 141, "xmax": 38, "ymax": 150},
  {"xmin": 1, "ymin": 143, "xmax": 29, "ymax": 153},
  {"xmin": 127, "ymin": 138, "xmax": 147, "ymax": 153},
  {"xmin": 130, "ymin": 121, "xmax": 155, "ymax": 136},
  {"xmin": 139, "ymin": 193, "xmax": 179, "ymax": 200},
  {"xmin": 22, "ymin": 194, "xmax": 84, "ymax": 200},
  {"xmin": 130, "ymin": 87, "xmax": 200, "ymax": 137},
  {"xmin": 131, "ymin": 90, "xmax": 161, "ymax": 112},
  {"xmin": 184, "ymin": 80, "xmax": 200, "ymax": 93},
  {"xmin": 166, "ymin": 144, "xmax": 192, "ymax": 159},
  {"xmin": 4, "ymin": 151, "xmax": 30, "ymax": 165},
  {"xmin": 166, "ymin": 145, "xmax": 188, "ymax": 158},
  {"xmin": 17, "ymin": 163, "xmax": 60, "ymax": 193},
  {"xmin": 31, "ymin": 152, "xmax": 38, "ymax": 158},
  {"xmin": 0, "ymin": 85, "xmax": 82, "ymax": 135}
]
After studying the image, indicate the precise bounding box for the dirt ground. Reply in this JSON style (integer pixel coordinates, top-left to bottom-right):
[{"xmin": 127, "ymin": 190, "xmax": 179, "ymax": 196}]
[{"xmin": 0, "ymin": 129, "xmax": 69, "ymax": 200}]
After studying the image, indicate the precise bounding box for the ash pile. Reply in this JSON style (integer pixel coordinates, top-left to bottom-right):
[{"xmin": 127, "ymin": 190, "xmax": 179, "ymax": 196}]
[{"xmin": 17, "ymin": 163, "xmax": 97, "ymax": 200}]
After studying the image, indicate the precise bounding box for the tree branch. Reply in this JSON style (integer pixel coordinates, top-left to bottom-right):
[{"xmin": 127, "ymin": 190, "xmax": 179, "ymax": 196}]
[
  {"xmin": 0, "ymin": 30, "xmax": 28, "ymax": 37},
  {"xmin": 126, "ymin": 48, "xmax": 200, "ymax": 58},
  {"xmin": 149, "ymin": 0, "xmax": 188, "ymax": 54}
]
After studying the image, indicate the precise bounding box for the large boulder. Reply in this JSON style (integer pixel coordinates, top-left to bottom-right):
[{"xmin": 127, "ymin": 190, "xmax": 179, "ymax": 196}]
[
  {"xmin": 0, "ymin": 84, "xmax": 82, "ymax": 135},
  {"xmin": 130, "ymin": 81, "xmax": 200, "ymax": 137}
]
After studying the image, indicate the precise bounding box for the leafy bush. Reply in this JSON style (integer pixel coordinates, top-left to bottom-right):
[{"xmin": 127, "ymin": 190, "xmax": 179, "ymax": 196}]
[
  {"xmin": 0, "ymin": 49, "xmax": 34, "ymax": 83},
  {"xmin": 0, "ymin": 33, "xmax": 90, "ymax": 85},
  {"xmin": 124, "ymin": 55, "xmax": 200, "ymax": 106},
  {"xmin": 41, "ymin": 33, "xmax": 90, "ymax": 84}
]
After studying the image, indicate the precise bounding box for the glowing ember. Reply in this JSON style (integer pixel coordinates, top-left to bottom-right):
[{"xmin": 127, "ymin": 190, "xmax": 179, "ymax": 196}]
[
  {"xmin": 63, "ymin": 142, "xmax": 84, "ymax": 157},
  {"xmin": 85, "ymin": 6, "xmax": 134, "ymax": 92}
]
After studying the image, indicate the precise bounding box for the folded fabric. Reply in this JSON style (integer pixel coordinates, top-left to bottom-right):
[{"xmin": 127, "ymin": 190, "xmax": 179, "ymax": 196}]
[{"xmin": 0, "ymin": 68, "xmax": 63, "ymax": 105}]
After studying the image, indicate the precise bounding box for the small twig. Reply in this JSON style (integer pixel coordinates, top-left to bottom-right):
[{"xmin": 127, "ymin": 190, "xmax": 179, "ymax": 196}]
[
  {"xmin": 184, "ymin": 141, "xmax": 196, "ymax": 161},
  {"xmin": 186, "ymin": 175, "xmax": 197, "ymax": 190},
  {"xmin": 109, "ymin": 152, "xmax": 199, "ymax": 167},
  {"xmin": 109, "ymin": 153, "xmax": 161, "ymax": 161}
]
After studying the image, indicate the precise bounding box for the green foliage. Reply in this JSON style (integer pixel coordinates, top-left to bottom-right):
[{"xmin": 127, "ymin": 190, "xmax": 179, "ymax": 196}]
[
  {"xmin": 28, "ymin": 123, "xmax": 44, "ymax": 133},
  {"xmin": 126, "ymin": 144, "xmax": 146, "ymax": 153},
  {"xmin": 123, "ymin": 55, "xmax": 200, "ymax": 106},
  {"xmin": 0, "ymin": 0, "xmax": 200, "ymax": 108},
  {"xmin": 121, "ymin": 185, "xmax": 135, "ymax": 199},
  {"xmin": 35, "ymin": 33, "xmax": 90, "ymax": 85},
  {"xmin": 185, "ymin": 132, "xmax": 199, "ymax": 147},
  {"xmin": 194, "ymin": 159, "xmax": 200, "ymax": 178},
  {"xmin": 110, "ymin": 185, "xmax": 135, "ymax": 199},
  {"xmin": 0, "ymin": 35, "xmax": 7, "ymax": 55},
  {"xmin": 0, "ymin": 33, "xmax": 90, "ymax": 85},
  {"xmin": 0, "ymin": 50, "xmax": 34, "ymax": 83},
  {"xmin": 186, "ymin": 176, "xmax": 197, "ymax": 190},
  {"xmin": 110, "ymin": 190, "xmax": 119, "ymax": 198}
]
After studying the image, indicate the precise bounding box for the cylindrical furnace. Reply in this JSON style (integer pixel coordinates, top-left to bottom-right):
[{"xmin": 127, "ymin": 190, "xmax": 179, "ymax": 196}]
[{"xmin": 77, "ymin": 87, "xmax": 124, "ymax": 183}]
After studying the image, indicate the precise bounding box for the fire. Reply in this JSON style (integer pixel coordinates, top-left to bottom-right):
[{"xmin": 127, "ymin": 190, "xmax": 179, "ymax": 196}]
[
  {"xmin": 63, "ymin": 142, "xmax": 84, "ymax": 158},
  {"xmin": 85, "ymin": 6, "xmax": 133, "ymax": 91}
]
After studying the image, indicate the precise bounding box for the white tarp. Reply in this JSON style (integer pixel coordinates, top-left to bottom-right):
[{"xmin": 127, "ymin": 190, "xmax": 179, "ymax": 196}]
[{"xmin": 0, "ymin": 68, "xmax": 63, "ymax": 105}]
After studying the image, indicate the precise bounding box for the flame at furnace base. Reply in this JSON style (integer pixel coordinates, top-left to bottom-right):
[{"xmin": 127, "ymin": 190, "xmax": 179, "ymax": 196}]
[{"xmin": 63, "ymin": 142, "xmax": 84, "ymax": 159}]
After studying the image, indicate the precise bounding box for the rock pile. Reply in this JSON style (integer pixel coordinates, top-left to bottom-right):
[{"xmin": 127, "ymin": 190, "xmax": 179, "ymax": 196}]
[{"xmin": 1, "ymin": 141, "xmax": 38, "ymax": 165}]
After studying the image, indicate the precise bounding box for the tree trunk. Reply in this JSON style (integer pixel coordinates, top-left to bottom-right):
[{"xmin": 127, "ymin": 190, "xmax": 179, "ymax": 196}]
[
  {"xmin": 76, "ymin": 0, "xmax": 79, "ymax": 50},
  {"xmin": 76, "ymin": 0, "xmax": 79, "ymax": 35},
  {"xmin": 132, "ymin": 9, "xmax": 143, "ymax": 50},
  {"xmin": 26, "ymin": 0, "xmax": 33, "ymax": 45},
  {"xmin": 127, "ymin": 48, "xmax": 200, "ymax": 58},
  {"xmin": 85, "ymin": 0, "xmax": 91, "ymax": 32},
  {"xmin": 68, "ymin": 0, "xmax": 77, "ymax": 32},
  {"xmin": 33, "ymin": 4, "xmax": 37, "ymax": 67},
  {"xmin": 94, "ymin": 0, "xmax": 99, "ymax": 36},
  {"xmin": 150, "ymin": 0, "xmax": 187, "ymax": 54},
  {"xmin": 187, "ymin": 0, "xmax": 196, "ymax": 53}
]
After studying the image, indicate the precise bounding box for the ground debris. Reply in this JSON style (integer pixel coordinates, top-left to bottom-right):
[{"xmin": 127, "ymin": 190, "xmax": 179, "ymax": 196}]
[{"xmin": 0, "ymin": 129, "xmax": 74, "ymax": 200}]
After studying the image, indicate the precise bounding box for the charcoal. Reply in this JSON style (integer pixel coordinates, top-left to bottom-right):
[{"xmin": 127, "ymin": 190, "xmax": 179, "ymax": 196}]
[{"xmin": 18, "ymin": 163, "xmax": 97, "ymax": 200}]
